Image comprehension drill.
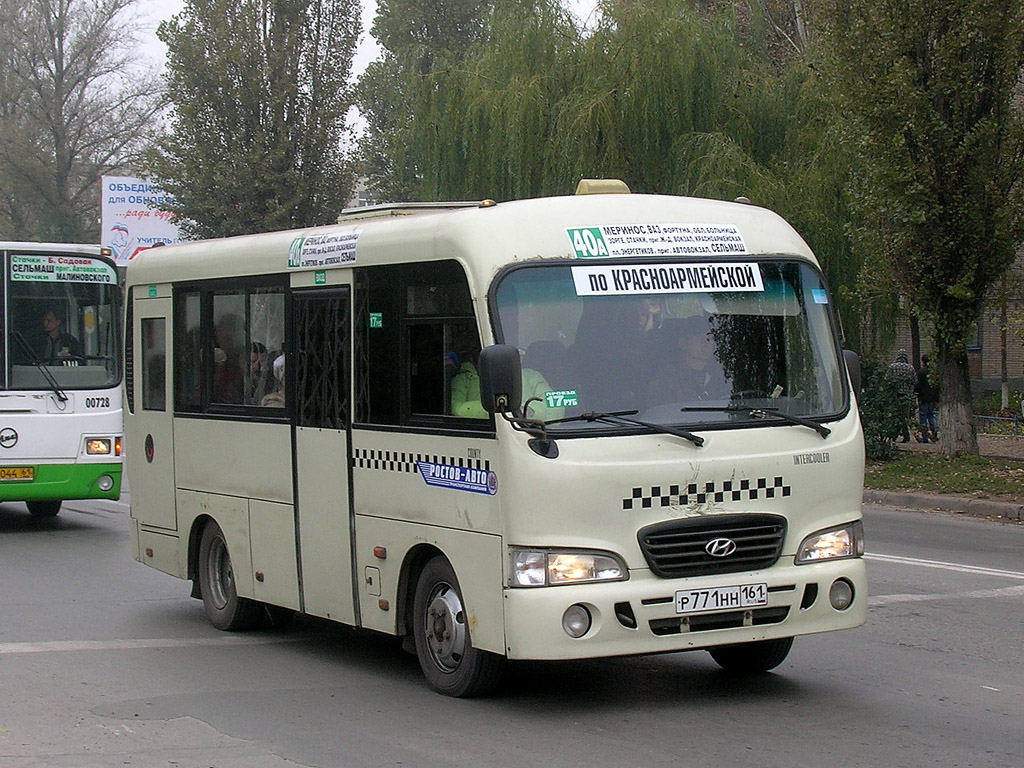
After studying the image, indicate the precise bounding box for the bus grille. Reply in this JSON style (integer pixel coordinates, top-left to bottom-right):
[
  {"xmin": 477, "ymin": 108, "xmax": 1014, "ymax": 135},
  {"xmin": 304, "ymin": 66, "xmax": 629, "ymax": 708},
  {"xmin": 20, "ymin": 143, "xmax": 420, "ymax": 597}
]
[{"xmin": 637, "ymin": 514, "xmax": 786, "ymax": 578}]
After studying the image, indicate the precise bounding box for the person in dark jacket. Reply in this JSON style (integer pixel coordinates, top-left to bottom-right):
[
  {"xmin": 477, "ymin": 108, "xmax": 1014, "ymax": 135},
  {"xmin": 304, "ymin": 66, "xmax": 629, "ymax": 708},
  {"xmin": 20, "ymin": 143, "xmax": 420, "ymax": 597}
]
[
  {"xmin": 887, "ymin": 349, "xmax": 917, "ymax": 443},
  {"xmin": 34, "ymin": 306, "xmax": 82, "ymax": 361},
  {"xmin": 915, "ymin": 354, "xmax": 939, "ymax": 443}
]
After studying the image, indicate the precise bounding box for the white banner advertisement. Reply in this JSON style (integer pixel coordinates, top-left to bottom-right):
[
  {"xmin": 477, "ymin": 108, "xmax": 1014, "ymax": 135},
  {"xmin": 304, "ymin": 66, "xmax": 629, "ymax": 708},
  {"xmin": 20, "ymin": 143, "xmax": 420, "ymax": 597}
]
[{"xmin": 101, "ymin": 175, "xmax": 184, "ymax": 264}]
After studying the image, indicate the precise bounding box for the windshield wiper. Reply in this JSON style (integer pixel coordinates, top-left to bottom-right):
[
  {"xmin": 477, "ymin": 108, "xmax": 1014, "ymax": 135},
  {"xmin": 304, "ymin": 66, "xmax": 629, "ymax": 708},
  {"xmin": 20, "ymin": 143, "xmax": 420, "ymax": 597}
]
[
  {"xmin": 747, "ymin": 407, "xmax": 831, "ymax": 438},
  {"xmin": 684, "ymin": 403, "xmax": 827, "ymax": 438},
  {"xmin": 547, "ymin": 409, "xmax": 704, "ymax": 447},
  {"xmin": 13, "ymin": 331, "xmax": 68, "ymax": 402},
  {"xmin": 676, "ymin": 402, "xmax": 830, "ymax": 438}
]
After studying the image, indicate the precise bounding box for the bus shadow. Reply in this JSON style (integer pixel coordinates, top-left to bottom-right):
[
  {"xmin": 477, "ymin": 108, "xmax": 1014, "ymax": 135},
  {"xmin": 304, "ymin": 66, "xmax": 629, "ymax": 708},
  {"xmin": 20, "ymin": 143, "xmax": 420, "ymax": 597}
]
[
  {"xmin": 0, "ymin": 503, "xmax": 107, "ymax": 534},
  {"xmin": 270, "ymin": 615, "xmax": 811, "ymax": 710},
  {"xmin": 501, "ymin": 654, "xmax": 807, "ymax": 708}
]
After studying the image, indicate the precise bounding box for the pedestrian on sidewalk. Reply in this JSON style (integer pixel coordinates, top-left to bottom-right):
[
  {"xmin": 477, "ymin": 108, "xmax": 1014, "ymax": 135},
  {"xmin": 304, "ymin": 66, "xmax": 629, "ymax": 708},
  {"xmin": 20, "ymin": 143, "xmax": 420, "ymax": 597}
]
[
  {"xmin": 887, "ymin": 349, "xmax": 917, "ymax": 443},
  {"xmin": 916, "ymin": 354, "xmax": 939, "ymax": 443}
]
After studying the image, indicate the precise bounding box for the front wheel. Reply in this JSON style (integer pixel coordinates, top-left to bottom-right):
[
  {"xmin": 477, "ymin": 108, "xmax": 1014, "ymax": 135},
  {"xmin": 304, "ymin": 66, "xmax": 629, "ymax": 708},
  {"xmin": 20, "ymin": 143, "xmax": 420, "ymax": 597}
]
[
  {"xmin": 27, "ymin": 500, "xmax": 61, "ymax": 517},
  {"xmin": 197, "ymin": 521, "xmax": 262, "ymax": 631},
  {"xmin": 413, "ymin": 556, "xmax": 505, "ymax": 697},
  {"xmin": 708, "ymin": 637, "xmax": 793, "ymax": 673}
]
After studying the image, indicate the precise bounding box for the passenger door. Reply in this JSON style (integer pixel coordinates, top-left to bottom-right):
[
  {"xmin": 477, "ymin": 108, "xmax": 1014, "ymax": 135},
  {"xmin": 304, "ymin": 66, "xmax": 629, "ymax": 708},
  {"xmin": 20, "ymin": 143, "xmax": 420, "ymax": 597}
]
[
  {"xmin": 126, "ymin": 292, "xmax": 177, "ymax": 530},
  {"xmin": 292, "ymin": 287, "xmax": 356, "ymax": 624}
]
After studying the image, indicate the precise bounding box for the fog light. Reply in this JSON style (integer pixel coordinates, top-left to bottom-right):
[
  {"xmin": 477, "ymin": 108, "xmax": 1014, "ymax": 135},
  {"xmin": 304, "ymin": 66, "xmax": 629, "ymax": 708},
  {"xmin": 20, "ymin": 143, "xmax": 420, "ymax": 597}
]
[
  {"xmin": 829, "ymin": 578, "xmax": 854, "ymax": 611},
  {"xmin": 96, "ymin": 474, "xmax": 114, "ymax": 492},
  {"xmin": 562, "ymin": 604, "xmax": 592, "ymax": 638}
]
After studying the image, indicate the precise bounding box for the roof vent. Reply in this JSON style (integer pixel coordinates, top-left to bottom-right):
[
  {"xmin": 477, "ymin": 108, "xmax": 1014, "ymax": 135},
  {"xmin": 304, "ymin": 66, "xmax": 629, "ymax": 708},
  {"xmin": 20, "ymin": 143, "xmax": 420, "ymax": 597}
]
[{"xmin": 575, "ymin": 178, "xmax": 631, "ymax": 195}]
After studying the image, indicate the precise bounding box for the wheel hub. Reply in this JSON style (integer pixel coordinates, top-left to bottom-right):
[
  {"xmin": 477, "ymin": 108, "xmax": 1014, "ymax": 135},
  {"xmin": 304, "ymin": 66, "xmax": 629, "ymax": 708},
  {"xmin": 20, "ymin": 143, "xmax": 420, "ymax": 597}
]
[
  {"xmin": 207, "ymin": 537, "xmax": 233, "ymax": 610},
  {"xmin": 424, "ymin": 583, "xmax": 467, "ymax": 672}
]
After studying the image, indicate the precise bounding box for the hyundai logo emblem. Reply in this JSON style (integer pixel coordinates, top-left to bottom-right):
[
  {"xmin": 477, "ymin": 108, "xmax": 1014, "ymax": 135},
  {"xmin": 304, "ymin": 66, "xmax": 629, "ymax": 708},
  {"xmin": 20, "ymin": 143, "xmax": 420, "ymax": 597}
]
[
  {"xmin": 0, "ymin": 427, "xmax": 17, "ymax": 449},
  {"xmin": 705, "ymin": 537, "xmax": 737, "ymax": 558}
]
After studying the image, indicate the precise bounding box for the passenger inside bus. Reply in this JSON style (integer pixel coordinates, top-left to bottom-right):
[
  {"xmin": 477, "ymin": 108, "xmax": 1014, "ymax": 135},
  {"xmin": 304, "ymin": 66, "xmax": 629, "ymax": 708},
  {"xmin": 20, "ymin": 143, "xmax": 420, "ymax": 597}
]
[
  {"xmin": 449, "ymin": 347, "xmax": 564, "ymax": 422},
  {"xmin": 260, "ymin": 354, "xmax": 286, "ymax": 407},
  {"xmin": 450, "ymin": 350, "xmax": 487, "ymax": 419},
  {"xmin": 566, "ymin": 296, "xmax": 652, "ymax": 412},
  {"xmin": 642, "ymin": 314, "xmax": 731, "ymax": 407},
  {"xmin": 212, "ymin": 314, "xmax": 245, "ymax": 403},
  {"xmin": 248, "ymin": 341, "xmax": 274, "ymax": 404}
]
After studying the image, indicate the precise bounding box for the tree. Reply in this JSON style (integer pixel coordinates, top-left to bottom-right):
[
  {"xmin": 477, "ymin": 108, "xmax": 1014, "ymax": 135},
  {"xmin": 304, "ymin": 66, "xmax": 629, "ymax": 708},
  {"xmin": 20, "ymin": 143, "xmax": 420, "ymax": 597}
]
[
  {"xmin": 815, "ymin": 0, "xmax": 1024, "ymax": 455},
  {"xmin": 355, "ymin": 0, "xmax": 492, "ymax": 203},
  {"xmin": 373, "ymin": 0, "xmax": 491, "ymax": 58},
  {"xmin": 0, "ymin": 0, "xmax": 164, "ymax": 241},
  {"xmin": 146, "ymin": 0, "xmax": 360, "ymax": 239},
  {"xmin": 356, "ymin": 0, "xmax": 868, "ymax": 345}
]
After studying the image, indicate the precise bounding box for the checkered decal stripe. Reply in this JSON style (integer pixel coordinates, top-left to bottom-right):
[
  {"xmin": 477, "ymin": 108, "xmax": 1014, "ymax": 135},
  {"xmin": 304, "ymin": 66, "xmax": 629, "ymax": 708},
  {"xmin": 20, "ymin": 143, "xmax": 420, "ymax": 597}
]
[
  {"xmin": 352, "ymin": 448, "xmax": 490, "ymax": 474},
  {"xmin": 623, "ymin": 476, "xmax": 791, "ymax": 510}
]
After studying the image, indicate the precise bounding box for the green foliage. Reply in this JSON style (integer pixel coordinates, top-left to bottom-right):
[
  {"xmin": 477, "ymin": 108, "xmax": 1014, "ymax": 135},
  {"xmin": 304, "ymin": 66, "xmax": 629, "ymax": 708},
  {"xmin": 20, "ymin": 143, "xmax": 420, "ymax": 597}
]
[
  {"xmin": 815, "ymin": 0, "xmax": 1024, "ymax": 453},
  {"xmin": 146, "ymin": 0, "xmax": 360, "ymax": 238},
  {"xmin": 974, "ymin": 389, "xmax": 1023, "ymax": 418},
  {"xmin": 356, "ymin": 0, "xmax": 867, "ymax": 347},
  {"xmin": 865, "ymin": 452, "xmax": 1024, "ymax": 501},
  {"xmin": 373, "ymin": 0, "xmax": 491, "ymax": 60},
  {"xmin": 858, "ymin": 359, "xmax": 911, "ymax": 460},
  {"xmin": 355, "ymin": 0, "xmax": 494, "ymax": 203}
]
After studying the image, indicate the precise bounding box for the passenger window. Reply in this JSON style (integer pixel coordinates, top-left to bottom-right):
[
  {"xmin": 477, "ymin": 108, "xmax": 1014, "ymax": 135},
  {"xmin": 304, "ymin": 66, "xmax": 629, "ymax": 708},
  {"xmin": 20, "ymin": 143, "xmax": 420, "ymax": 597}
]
[
  {"xmin": 355, "ymin": 260, "xmax": 485, "ymax": 427},
  {"xmin": 212, "ymin": 293, "xmax": 246, "ymax": 405},
  {"xmin": 141, "ymin": 318, "xmax": 166, "ymax": 411},
  {"xmin": 175, "ymin": 291, "xmax": 202, "ymax": 411},
  {"xmin": 174, "ymin": 279, "xmax": 286, "ymax": 415},
  {"xmin": 247, "ymin": 289, "xmax": 285, "ymax": 407}
]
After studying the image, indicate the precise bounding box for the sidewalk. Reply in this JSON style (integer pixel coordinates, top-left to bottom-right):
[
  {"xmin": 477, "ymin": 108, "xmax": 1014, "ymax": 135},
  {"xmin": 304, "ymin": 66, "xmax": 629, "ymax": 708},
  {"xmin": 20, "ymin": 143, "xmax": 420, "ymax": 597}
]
[
  {"xmin": 862, "ymin": 433, "xmax": 1024, "ymax": 522},
  {"xmin": 896, "ymin": 432, "xmax": 1024, "ymax": 461}
]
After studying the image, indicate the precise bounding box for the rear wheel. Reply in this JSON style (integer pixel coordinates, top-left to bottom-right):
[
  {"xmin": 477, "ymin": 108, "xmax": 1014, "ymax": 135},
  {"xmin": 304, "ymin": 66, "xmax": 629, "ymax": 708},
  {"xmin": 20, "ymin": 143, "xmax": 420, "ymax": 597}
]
[
  {"xmin": 708, "ymin": 637, "xmax": 793, "ymax": 673},
  {"xmin": 413, "ymin": 556, "xmax": 505, "ymax": 697},
  {"xmin": 27, "ymin": 500, "xmax": 61, "ymax": 518},
  {"xmin": 198, "ymin": 521, "xmax": 262, "ymax": 631}
]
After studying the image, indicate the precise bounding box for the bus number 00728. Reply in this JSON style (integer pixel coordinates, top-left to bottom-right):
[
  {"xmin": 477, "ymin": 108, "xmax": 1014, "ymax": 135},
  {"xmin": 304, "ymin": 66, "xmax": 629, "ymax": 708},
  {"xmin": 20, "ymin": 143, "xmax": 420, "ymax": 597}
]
[{"xmin": 85, "ymin": 397, "xmax": 110, "ymax": 408}]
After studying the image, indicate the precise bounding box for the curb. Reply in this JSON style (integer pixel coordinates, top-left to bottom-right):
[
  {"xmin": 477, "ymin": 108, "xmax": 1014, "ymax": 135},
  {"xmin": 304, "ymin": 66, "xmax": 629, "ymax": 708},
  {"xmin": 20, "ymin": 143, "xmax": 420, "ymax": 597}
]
[{"xmin": 863, "ymin": 489, "xmax": 1024, "ymax": 521}]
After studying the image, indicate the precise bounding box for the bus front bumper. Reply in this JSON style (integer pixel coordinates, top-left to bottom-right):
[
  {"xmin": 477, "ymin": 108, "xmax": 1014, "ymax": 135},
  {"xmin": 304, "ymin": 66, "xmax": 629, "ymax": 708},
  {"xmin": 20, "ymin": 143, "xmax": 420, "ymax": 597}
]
[
  {"xmin": 0, "ymin": 462, "xmax": 122, "ymax": 502},
  {"xmin": 501, "ymin": 557, "xmax": 866, "ymax": 660}
]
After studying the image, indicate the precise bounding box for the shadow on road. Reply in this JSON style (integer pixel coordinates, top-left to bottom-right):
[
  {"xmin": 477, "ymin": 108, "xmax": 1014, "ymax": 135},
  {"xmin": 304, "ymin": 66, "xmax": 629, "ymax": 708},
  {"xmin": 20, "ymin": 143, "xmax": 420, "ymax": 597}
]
[{"xmin": 0, "ymin": 501, "xmax": 117, "ymax": 534}]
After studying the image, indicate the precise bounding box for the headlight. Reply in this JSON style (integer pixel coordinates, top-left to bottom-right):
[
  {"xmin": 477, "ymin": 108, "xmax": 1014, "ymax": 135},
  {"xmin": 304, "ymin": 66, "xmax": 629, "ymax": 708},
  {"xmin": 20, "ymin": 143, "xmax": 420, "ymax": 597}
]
[
  {"xmin": 796, "ymin": 521, "xmax": 864, "ymax": 564},
  {"xmin": 510, "ymin": 548, "xmax": 627, "ymax": 587},
  {"xmin": 85, "ymin": 438, "xmax": 112, "ymax": 455}
]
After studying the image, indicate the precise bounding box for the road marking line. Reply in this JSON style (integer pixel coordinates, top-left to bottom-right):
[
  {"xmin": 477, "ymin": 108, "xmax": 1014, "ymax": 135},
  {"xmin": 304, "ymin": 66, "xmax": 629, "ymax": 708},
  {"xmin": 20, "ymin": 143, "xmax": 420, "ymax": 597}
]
[
  {"xmin": 866, "ymin": 553, "xmax": 1024, "ymax": 580},
  {"xmin": 0, "ymin": 635, "xmax": 297, "ymax": 655},
  {"xmin": 870, "ymin": 583, "xmax": 1024, "ymax": 607}
]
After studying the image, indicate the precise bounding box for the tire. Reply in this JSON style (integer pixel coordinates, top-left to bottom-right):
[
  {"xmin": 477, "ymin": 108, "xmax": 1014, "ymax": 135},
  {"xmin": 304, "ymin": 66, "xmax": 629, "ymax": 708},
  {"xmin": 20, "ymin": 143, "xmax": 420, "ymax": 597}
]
[
  {"xmin": 27, "ymin": 500, "xmax": 61, "ymax": 518},
  {"xmin": 413, "ymin": 556, "xmax": 505, "ymax": 697},
  {"xmin": 197, "ymin": 521, "xmax": 262, "ymax": 631},
  {"xmin": 708, "ymin": 637, "xmax": 794, "ymax": 673}
]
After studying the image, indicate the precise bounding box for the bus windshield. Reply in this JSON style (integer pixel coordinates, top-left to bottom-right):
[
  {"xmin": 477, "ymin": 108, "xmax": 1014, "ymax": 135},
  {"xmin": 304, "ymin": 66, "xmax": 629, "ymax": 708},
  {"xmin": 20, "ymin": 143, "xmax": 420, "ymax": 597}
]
[
  {"xmin": 2, "ymin": 251, "xmax": 120, "ymax": 391},
  {"xmin": 493, "ymin": 259, "xmax": 847, "ymax": 432}
]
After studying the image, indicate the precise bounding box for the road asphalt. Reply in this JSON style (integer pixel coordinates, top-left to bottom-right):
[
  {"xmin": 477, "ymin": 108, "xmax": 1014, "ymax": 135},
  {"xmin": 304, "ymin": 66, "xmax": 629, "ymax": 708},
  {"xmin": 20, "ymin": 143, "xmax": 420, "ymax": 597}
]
[{"xmin": 863, "ymin": 433, "xmax": 1024, "ymax": 522}]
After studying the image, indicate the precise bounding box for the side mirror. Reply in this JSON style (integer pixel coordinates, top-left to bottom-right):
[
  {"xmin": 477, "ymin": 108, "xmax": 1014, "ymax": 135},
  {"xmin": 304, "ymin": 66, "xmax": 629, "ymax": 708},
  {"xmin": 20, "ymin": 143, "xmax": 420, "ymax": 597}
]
[
  {"xmin": 478, "ymin": 344, "xmax": 522, "ymax": 414},
  {"xmin": 843, "ymin": 349, "xmax": 861, "ymax": 400}
]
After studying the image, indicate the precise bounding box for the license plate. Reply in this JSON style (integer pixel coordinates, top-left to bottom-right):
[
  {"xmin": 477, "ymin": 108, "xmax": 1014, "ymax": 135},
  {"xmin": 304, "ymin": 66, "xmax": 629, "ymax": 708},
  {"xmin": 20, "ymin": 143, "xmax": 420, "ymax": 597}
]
[
  {"xmin": 675, "ymin": 583, "xmax": 768, "ymax": 614},
  {"xmin": 0, "ymin": 466, "xmax": 35, "ymax": 481}
]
